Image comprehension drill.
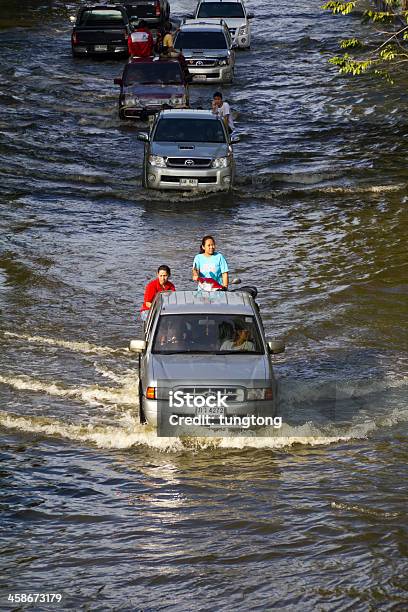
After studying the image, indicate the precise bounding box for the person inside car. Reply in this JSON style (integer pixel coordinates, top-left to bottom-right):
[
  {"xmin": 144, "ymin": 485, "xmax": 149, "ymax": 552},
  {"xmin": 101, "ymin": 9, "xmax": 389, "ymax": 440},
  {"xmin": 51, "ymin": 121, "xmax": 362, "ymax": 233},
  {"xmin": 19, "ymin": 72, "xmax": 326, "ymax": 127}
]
[
  {"xmin": 140, "ymin": 265, "xmax": 175, "ymax": 320},
  {"xmin": 128, "ymin": 20, "xmax": 154, "ymax": 58},
  {"xmin": 220, "ymin": 326, "xmax": 255, "ymax": 351}
]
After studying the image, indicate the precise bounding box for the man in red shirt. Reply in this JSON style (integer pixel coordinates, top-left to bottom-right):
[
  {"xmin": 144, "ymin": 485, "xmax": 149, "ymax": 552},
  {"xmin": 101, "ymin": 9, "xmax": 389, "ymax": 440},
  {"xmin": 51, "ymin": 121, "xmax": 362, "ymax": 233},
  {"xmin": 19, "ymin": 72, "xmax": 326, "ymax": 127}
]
[
  {"xmin": 128, "ymin": 20, "xmax": 154, "ymax": 58},
  {"xmin": 141, "ymin": 265, "xmax": 175, "ymax": 319}
]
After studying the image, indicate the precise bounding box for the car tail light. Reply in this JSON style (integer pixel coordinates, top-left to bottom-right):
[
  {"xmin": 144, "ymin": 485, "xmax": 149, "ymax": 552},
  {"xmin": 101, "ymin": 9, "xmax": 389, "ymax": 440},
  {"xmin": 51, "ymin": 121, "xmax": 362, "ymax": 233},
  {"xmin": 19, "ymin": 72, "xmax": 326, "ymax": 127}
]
[
  {"xmin": 265, "ymin": 388, "xmax": 274, "ymax": 400},
  {"xmin": 155, "ymin": 1, "xmax": 161, "ymax": 16},
  {"xmin": 72, "ymin": 32, "xmax": 77, "ymax": 45},
  {"xmin": 146, "ymin": 387, "xmax": 156, "ymax": 400}
]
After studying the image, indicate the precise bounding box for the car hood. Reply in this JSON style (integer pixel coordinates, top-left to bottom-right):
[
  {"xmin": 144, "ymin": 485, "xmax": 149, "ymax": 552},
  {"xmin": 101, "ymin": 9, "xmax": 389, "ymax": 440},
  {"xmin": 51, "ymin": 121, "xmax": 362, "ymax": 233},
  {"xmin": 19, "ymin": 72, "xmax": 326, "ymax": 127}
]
[
  {"xmin": 151, "ymin": 353, "xmax": 268, "ymax": 383},
  {"xmin": 151, "ymin": 141, "xmax": 229, "ymax": 158},
  {"xmin": 181, "ymin": 49, "xmax": 230, "ymax": 59},
  {"xmin": 196, "ymin": 18, "xmax": 246, "ymax": 28},
  {"xmin": 123, "ymin": 84, "xmax": 185, "ymax": 97}
]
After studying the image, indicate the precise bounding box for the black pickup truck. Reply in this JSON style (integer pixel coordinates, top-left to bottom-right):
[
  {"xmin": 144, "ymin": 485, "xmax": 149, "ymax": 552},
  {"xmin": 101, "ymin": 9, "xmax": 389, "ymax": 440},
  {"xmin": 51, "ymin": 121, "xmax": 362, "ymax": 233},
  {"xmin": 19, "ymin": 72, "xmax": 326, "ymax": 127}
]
[
  {"xmin": 71, "ymin": 5, "xmax": 131, "ymax": 58},
  {"xmin": 121, "ymin": 0, "xmax": 170, "ymax": 27}
]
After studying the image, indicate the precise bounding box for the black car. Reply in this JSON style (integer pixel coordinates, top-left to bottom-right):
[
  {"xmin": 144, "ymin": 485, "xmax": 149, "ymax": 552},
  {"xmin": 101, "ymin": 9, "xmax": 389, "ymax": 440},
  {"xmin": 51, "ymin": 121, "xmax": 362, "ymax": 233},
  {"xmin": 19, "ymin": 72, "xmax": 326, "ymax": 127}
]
[
  {"xmin": 71, "ymin": 4, "xmax": 131, "ymax": 58},
  {"xmin": 121, "ymin": 0, "xmax": 170, "ymax": 27},
  {"xmin": 114, "ymin": 57, "xmax": 190, "ymax": 120}
]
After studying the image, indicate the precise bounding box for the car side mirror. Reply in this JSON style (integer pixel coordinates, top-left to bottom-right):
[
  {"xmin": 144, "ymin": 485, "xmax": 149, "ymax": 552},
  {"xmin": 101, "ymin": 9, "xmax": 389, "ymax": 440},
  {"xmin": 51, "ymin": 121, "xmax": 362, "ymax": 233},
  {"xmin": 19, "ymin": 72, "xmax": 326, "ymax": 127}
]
[
  {"xmin": 137, "ymin": 132, "xmax": 149, "ymax": 142},
  {"xmin": 129, "ymin": 339, "xmax": 146, "ymax": 353},
  {"xmin": 267, "ymin": 340, "xmax": 285, "ymax": 354},
  {"xmin": 248, "ymin": 13, "xmax": 254, "ymax": 19},
  {"xmin": 231, "ymin": 136, "xmax": 240, "ymax": 144},
  {"xmin": 114, "ymin": 77, "xmax": 122, "ymax": 86}
]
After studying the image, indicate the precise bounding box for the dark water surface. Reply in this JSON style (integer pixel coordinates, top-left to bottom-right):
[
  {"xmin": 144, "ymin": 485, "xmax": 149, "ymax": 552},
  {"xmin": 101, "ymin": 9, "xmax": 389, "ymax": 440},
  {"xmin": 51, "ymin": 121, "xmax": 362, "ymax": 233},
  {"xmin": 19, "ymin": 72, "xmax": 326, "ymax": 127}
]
[{"xmin": 0, "ymin": 1, "xmax": 407, "ymax": 610}]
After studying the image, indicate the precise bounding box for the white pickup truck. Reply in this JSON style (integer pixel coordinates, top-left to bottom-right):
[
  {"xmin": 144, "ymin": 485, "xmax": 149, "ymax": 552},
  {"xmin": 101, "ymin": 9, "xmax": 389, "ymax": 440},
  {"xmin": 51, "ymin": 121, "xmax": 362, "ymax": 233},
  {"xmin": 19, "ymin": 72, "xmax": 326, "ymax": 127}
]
[{"xmin": 184, "ymin": 0, "xmax": 254, "ymax": 49}]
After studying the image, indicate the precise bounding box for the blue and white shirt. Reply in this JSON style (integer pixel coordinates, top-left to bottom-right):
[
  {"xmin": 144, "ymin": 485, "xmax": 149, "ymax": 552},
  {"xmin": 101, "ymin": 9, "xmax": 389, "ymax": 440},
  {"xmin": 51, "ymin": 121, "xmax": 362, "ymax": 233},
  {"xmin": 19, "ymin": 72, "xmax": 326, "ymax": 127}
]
[{"xmin": 193, "ymin": 252, "xmax": 229, "ymax": 285}]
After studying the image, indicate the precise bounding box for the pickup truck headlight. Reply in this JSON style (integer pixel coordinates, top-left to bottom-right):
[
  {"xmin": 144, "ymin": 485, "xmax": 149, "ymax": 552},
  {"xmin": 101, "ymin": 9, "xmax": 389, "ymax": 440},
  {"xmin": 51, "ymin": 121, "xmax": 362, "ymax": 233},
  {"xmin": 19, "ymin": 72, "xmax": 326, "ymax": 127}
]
[
  {"xmin": 218, "ymin": 58, "xmax": 230, "ymax": 66},
  {"xmin": 238, "ymin": 25, "xmax": 248, "ymax": 35},
  {"xmin": 125, "ymin": 96, "xmax": 139, "ymax": 107},
  {"xmin": 170, "ymin": 95, "xmax": 183, "ymax": 106},
  {"xmin": 247, "ymin": 388, "xmax": 274, "ymax": 401},
  {"xmin": 149, "ymin": 155, "xmax": 166, "ymax": 167},
  {"xmin": 212, "ymin": 156, "xmax": 229, "ymax": 168}
]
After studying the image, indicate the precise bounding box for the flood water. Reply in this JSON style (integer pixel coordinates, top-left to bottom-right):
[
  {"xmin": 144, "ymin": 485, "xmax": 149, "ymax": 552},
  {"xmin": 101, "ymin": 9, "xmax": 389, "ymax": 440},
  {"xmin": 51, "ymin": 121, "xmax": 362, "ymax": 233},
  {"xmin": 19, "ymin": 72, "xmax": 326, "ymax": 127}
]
[{"xmin": 0, "ymin": 0, "xmax": 407, "ymax": 609}]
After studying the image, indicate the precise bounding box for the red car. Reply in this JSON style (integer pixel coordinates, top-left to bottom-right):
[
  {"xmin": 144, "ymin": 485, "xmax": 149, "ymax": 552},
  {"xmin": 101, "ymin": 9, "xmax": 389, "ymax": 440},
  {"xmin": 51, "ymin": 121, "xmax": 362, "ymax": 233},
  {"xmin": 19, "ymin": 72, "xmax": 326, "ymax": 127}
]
[{"xmin": 114, "ymin": 56, "xmax": 191, "ymax": 120}]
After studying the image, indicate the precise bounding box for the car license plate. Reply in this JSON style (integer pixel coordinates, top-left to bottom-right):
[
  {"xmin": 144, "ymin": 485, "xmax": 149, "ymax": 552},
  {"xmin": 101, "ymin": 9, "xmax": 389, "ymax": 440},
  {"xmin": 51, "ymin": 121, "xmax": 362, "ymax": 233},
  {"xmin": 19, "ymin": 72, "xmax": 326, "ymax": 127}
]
[
  {"xmin": 94, "ymin": 45, "xmax": 108, "ymax": 52},
  {"xmin": 194, "ymin": 74, "xmax": 207, "ymax": 81},
  {"xmin": 180, "ymin": 178, "xmax": 198, "ymax": 187},
  {"xmin": 195, "ymin": 405, "xmax": 224, "ymax": 418}
]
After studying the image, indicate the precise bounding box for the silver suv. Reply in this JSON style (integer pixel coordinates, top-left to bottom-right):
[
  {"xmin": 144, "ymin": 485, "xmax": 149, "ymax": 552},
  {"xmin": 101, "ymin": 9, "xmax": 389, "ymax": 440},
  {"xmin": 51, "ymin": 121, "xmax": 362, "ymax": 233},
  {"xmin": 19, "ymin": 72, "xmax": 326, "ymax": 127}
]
[
  {"xmin": 174, "ymin": 21, "xmax": 235, "ymax": 83},
  {"xmin": 187, "ymin": 0, "xmax": 254, "ymax": 49},
  {"xmin": 137, "ymin": 109, "xmax": 239, "ymax": 191},
  {"xmin": 129, "ymin": 290, "xmax": 285, "ymax": 433}
]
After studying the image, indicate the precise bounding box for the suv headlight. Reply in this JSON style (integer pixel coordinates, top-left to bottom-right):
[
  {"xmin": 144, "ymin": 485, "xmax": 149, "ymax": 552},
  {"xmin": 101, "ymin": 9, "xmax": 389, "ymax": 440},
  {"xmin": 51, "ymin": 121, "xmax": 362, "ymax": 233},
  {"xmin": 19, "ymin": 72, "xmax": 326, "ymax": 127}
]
[
  {"xmin": 247, "ymin": 388, "xmax": 274, "ymax": 401},
  {"xmin": 238, "ymin": 24, "xmax": 248, "ymax": 35},
  {"xmin": 149, "ymin": 155, "xmax": 166, "ymax": 167},
  {"xmin": 125, "ymin": 96, "xmax": 140, "ymax": 107},
  {"xmin": 170, "ymin": 95, "xmax": 183, "ymax": 106},
  {"xmin": 212, "ymin": 156, "xmax": 230, "ymax": 168},
  {"xmin": 218, "ymin": 58, "xmax": 230, "ymax": 66}
]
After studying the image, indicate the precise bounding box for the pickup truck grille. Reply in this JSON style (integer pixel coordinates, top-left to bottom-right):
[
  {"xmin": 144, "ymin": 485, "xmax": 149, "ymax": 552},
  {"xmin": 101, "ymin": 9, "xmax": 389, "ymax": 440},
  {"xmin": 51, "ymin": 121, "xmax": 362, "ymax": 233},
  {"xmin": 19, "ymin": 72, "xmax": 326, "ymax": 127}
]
[
  {"xmin": 166, "ymin": 157, "xmax": 212, "ymax": 168},
  {"xmin": 174, "ymin": 387, "xmax": 245, "ymax": 402},
  {"xmin": 187, "ymin": 59, "xmax": 218, "ymax": 67}
]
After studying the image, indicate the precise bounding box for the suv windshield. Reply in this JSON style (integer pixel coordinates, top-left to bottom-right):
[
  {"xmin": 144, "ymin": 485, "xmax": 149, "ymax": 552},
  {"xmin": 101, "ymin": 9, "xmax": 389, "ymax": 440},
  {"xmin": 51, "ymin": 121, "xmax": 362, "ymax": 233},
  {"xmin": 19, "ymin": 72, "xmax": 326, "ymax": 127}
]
[
  {"xmin": 198, "ymin": 3, "xmax": 245, "ymax": 18},
  {"xmin": 154, "ymin": 118, "xmax": 226, "ymax": 143},
  {"xmin": 79, "ymin": 9, "xmax": 125, "ymax": 26},
  {"xmin": 174, "ymin": 31, "xmax": 227, "ymax": 50},
  {"xmin": 152, "ymin": 315, "xmax": 263, "ymax": 354},
  {"xmin": 124, "ymin": 63, "xmax": 183, "ymax": 85}
]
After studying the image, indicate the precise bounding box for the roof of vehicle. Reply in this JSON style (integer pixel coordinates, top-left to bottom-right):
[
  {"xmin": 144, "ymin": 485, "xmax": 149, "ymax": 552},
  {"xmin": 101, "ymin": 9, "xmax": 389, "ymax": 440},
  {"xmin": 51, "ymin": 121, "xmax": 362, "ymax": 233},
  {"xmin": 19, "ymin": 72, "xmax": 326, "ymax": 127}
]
[
  {"xmin": 199, "ymin": 0, "xmax": 244, "ymax": 3},
  {"xmin": 127, "ymin": 56, "xmax": 182, "ymax": 65},
  {"xmin": 179, "ymin": 21, "xmax": 228, "ymax": 32},
  {"xmin": 157, "ymin": 109, "xmax": 220, "ymax": 120},
  {"xmin": 80, "ymin": 4, "xmax": 127, "ymax": 10},
  {"xmin": 158, "ymin": 290, "xmax": 255, "ymax": 315}
]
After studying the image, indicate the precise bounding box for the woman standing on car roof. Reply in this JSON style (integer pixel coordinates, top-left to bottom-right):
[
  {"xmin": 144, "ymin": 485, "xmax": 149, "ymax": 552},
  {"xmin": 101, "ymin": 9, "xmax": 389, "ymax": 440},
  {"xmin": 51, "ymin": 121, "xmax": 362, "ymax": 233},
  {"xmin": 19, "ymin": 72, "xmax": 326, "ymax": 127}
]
[{"xmin": 192, "ymin": 235, "xmax": 229, "ymax": 289}]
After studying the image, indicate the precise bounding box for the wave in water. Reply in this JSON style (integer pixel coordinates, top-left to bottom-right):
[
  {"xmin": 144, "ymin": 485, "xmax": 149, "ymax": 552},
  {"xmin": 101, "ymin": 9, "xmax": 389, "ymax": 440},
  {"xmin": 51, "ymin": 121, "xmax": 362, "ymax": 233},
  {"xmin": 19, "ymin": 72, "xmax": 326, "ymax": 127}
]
[{"xmin": 1, "ymin": 407, "xmax": 407, "ymax": 453}]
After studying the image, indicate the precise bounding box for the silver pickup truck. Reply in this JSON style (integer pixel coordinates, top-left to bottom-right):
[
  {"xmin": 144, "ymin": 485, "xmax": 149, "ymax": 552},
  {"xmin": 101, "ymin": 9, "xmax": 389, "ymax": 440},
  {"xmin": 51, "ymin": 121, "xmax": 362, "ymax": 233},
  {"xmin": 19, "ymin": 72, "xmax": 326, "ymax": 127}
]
[
  {"xmin": 174, "ymin": 21, "xmax": 235, "ymax": 83},
  {"xmin": 130, "ymin": 290, "xmax": 285, "ymax": 435},
  {"xmin": 137, "ymin": 109, "xmax": 239, "ymax": 191}
]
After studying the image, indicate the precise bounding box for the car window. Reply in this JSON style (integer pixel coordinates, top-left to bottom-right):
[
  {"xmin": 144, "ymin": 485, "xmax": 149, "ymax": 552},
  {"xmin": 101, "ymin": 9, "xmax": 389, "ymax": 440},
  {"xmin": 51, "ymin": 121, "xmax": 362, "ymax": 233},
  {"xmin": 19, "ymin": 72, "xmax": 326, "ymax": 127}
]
[
  {"xmin": 198, "ymin": 2, "xmax": 245, "ymax": 18},
  {"xmin": 124, "ymin": 63, "xmax": 183, "ymax": 85},
  {"xmin": 174, "ymin": 31, "xmax": 228, "ymax": 50},
  {"xmin": 152, "ymin": 314, "xmax": 264, "ymax": 354},
  {"xmin": 153, "ymin": 118, "xmax": 226, "ymax": 143},
  {"xmin": 79, "ymin": 9, "xmax": 125, "ymax": 26}
]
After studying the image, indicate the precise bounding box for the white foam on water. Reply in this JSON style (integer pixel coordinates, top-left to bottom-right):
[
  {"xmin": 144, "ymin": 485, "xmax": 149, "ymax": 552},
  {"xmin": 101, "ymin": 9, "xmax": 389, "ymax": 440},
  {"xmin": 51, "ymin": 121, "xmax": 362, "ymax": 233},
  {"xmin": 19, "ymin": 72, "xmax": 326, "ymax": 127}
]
[
  {"xmin": 330, "ymin": 501, "xmax": 401, "ymax": 518},
  {"xmin": 4, "ymin": 331, "xmax": 128, "ymax": 356},
  {"xmin": 1, "ymin": 407, "xmax": 406, "ymax": 453},
  {"xmin": 0, "ymin": 374, "xmax": 138, "ymax": 408}
]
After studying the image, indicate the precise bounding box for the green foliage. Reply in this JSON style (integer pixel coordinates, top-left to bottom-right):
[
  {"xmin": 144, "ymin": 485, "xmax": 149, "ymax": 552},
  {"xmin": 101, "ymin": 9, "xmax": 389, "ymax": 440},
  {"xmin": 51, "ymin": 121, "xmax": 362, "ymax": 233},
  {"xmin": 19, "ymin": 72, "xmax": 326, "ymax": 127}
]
[
  {"xmin": 322, "ymin": 2, "xmax": 356, "ymax": 15},
  {"xmin": 363, "ymin": 10, "xmax": 395, "ymax": 24},
  {"xmin": 329, "ymin": 53, "xmax": 372, "ymax": 74},
  {"xmin": 323, "ymin": 0, "xmax": 408, "ymax": 78},
  {"xmin": 339, "ymin": 37, "xmax": 363, "ymax": 48}
]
